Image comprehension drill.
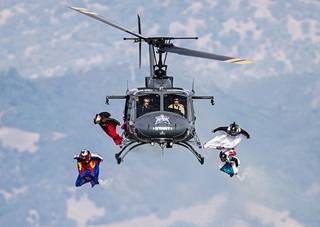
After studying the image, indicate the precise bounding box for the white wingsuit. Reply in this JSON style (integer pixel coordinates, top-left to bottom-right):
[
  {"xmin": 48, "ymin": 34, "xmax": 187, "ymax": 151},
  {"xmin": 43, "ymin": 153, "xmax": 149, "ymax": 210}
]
[{"xmin": 203, "ymin": 123, "xmax": 250, "ymax": 177}]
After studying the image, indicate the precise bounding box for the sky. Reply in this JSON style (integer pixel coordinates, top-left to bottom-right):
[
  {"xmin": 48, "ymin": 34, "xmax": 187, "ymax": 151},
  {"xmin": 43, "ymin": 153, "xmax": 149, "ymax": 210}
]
[
  {"xmin": 1, "ymin": 0, "xmax": 320, "ymax": 226},
  {"xmin": 0, "ymin": 0, "xmax": 319, "ymax": 84}
]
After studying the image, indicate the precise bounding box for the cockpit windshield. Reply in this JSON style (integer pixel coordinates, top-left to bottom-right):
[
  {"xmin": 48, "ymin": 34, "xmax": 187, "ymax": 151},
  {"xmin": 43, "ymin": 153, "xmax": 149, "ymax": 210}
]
[
  {"xmin": 164, "ymin": 94, "xmax": 187, "ymax": 117},
  {"xmin": 135, "ymin": 93, "xmax": 188, "ymax": 119},
  {"xmin": 136, "ymin": 94, "xmax": 160, "ymax": 118}
]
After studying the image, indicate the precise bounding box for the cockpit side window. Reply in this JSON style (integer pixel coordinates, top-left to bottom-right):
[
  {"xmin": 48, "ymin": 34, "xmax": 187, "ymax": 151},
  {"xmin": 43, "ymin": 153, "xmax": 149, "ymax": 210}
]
[{"xmin": 123, "ymin": 96, "xmax": 130, "ymax": 121}]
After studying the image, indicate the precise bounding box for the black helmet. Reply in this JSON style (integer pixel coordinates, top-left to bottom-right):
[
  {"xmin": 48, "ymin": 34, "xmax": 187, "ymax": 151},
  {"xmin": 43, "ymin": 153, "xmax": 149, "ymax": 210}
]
[
  {"xmin": 219, "ymin": 151, "xmax": 227, "ymax": 162},
  {"xmin": 94, "ymin": 112, "xmax": 111, "ymax": 124},
  {"xmin": 227, "ymin": 122, "xmax": 241, "ymax": 136}
]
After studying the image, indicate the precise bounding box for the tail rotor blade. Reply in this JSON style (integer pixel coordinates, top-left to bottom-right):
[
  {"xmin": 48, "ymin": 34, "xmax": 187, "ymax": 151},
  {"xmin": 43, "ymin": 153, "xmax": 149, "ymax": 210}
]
[{"xmin": 138, "ymin": 13, "xmax": 142, "ymax": 68}]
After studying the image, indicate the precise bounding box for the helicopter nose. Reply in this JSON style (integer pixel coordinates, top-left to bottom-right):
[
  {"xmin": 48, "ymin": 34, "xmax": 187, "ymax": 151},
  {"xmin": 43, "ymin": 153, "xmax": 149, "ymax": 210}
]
[{"xmin": 134, "ymin": 112, "xmax": 189, "ymax": 139}]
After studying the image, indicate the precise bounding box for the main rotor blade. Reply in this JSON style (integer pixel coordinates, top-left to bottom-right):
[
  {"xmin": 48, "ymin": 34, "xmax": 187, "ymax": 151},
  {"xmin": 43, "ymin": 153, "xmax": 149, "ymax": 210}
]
[
  {"xmin": 160, "ymin": 46, "xmax": 254, "ymax": 64},
  {"xmin": 69, "ymin": 6, "xmax": 147, "ymax": 40}
]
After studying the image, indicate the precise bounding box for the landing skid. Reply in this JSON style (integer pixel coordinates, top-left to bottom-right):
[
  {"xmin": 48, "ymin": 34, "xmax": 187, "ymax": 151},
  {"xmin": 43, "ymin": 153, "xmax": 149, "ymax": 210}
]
[
  {"xmin": 115, "ymin": 142, "xmax": 147, "ymax": 164},
  {"xmin": 115, "ymin": 141, "xmax": 204, "ymax": 165},
  {"xmin": 176, "ymin": 141, "xmax": 204, "ymax": 165}
]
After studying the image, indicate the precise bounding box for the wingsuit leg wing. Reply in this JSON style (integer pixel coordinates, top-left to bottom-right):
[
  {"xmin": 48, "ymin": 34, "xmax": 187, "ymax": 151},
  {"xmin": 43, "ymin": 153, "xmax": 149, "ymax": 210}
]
[
  {"xmin": 220, "ymin": 163, "xmax": 239, "ymax": 177},
  {"xmin": 75, "ymin": 169, "xmax": 97, "ymax": 187}
]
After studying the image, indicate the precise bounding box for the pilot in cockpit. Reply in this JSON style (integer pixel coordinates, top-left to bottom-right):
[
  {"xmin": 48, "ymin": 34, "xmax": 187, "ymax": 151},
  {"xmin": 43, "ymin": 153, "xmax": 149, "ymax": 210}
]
[{"xmin": 168, "ymin": 97, "xmax": 185, "ymax": 116}]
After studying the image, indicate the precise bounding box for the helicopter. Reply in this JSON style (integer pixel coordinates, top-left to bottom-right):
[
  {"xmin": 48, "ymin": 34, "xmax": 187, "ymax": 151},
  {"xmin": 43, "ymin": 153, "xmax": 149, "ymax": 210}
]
[{"xmin": 69, "ymin": 7, "xmax": 253, "ymax": 165}]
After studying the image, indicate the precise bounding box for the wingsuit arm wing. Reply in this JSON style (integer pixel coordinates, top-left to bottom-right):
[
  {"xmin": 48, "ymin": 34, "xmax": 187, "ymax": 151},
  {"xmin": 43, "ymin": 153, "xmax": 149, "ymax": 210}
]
[
  {"xmin": 213, "ymin": 126, "xmax": 228, "ymax": 133},
  {"xmin": 240, "ymin": 129, "xmax": 251, "ymax": 138},
  {"xmin": 90, "ymin": 153, "xmax": 103, "ymax": 161},
  {"xmin": 105, "ymin": 118, "xmax": 121, "ymax": 126}
]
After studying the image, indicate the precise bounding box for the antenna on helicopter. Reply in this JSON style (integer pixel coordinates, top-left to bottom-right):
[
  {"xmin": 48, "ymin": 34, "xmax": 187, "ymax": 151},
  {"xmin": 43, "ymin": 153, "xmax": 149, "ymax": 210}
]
[{"xmin": 192, "ymin": 78, "xmax": 195, "ymax": 93}]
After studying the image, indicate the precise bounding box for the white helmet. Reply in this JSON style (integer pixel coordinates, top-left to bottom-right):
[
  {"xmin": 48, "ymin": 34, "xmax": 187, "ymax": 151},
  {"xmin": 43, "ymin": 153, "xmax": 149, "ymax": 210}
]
[{"xmin": 80, "ymin": 149, "xmax": 89, "ymax": 159}]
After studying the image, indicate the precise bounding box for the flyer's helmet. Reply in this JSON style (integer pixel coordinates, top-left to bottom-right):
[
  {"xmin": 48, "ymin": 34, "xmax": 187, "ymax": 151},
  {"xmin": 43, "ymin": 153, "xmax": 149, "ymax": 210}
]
[
  {"xmin": 94, "ymin": 114, "xmax": 101, "ymax": 124},
  {"xmin": 80, "ymin": 149, "xmax": 91, "ymax": 162},
  {"xmin": 227, "ymin": 122, "xmax": 241, "ymax": 136},
  {"xmin": 94, "ymin": 112, "xmax": 111, "ymax": 124},
  {"xmin": 103, "ymin": 112, "xmax": 111, "ymax": 118}
]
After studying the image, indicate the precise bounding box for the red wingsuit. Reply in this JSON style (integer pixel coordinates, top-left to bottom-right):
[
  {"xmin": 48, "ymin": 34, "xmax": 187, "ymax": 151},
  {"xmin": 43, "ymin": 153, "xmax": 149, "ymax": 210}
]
[{"xmin": 94, "ymin": 112, "xmax": 123, "ymax": 145}]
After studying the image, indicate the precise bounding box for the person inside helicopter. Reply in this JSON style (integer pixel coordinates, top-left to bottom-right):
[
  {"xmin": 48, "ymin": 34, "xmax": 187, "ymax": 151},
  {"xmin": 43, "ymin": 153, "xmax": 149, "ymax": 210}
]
[
  {"xmin": 137, "ymin": 97, "xmax": 155, "ymax": 117},
  {"xmin": 168, "ymin": 96, "xmax": 185, "ymax": 116},
  {"xmin": 121, "ymin": 97, "xmax": 130, "ymax": 132}
]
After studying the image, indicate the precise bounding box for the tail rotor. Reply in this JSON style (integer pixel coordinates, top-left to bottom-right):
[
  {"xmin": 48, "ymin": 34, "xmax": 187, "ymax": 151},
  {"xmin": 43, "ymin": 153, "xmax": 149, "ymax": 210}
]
[{"xmin": 137, "ymin": 13, "xmax": 142, "ymax": 68}]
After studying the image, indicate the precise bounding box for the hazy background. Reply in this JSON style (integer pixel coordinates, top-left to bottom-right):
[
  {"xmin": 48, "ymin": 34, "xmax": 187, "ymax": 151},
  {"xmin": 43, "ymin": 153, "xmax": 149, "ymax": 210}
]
[{"xmin": 0, "ymin": 0, "xmax": 319, "ymax": 226}]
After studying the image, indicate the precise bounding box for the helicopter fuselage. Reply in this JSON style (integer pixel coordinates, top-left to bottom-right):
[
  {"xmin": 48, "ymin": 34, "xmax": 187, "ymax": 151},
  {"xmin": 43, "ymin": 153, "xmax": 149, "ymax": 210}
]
[
  {"xmin": 106, "ymin": 77, "xmax": 213, "ymax": 164},
  {"xmin": 121, "ymin": 87, "xmax": 197, "ymax": 147}
]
